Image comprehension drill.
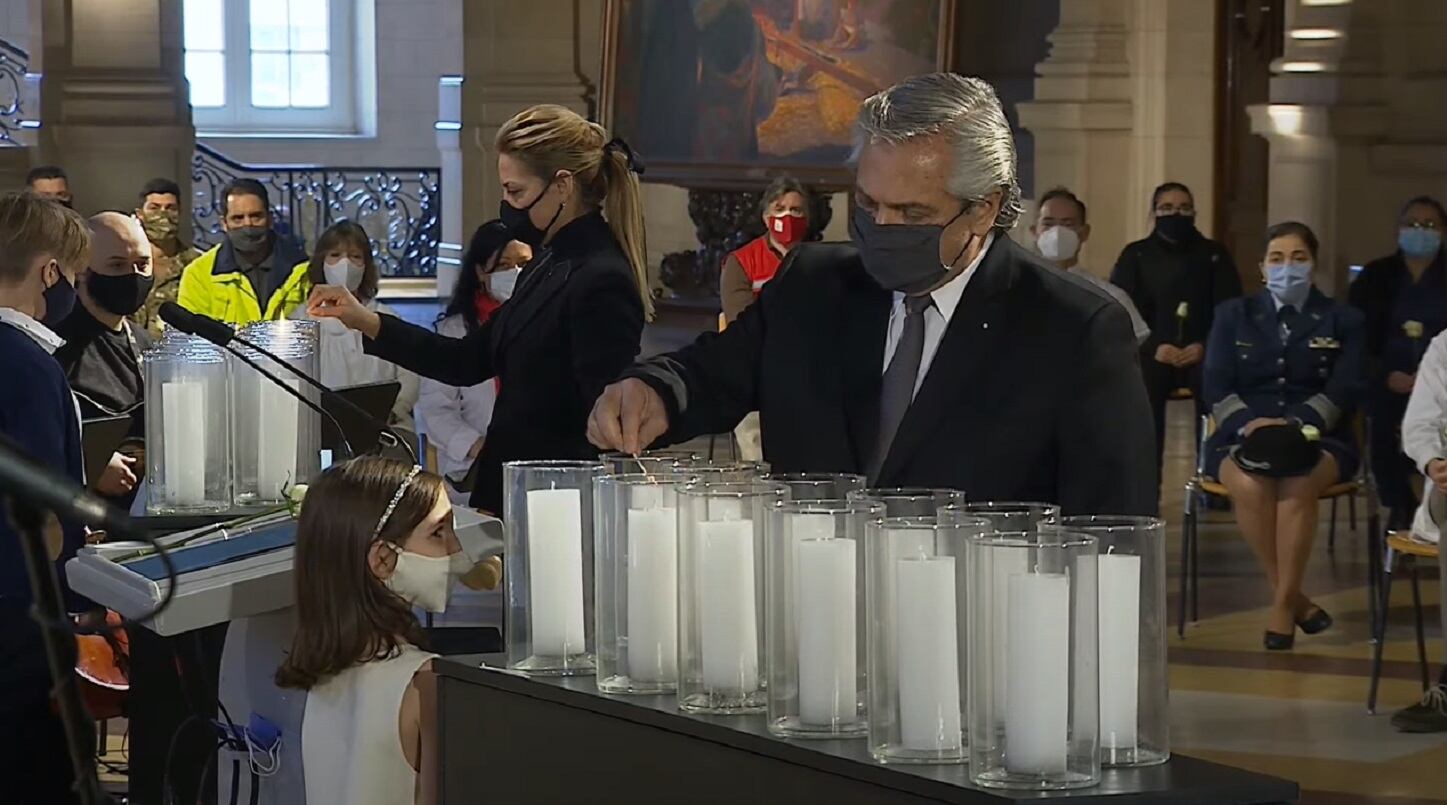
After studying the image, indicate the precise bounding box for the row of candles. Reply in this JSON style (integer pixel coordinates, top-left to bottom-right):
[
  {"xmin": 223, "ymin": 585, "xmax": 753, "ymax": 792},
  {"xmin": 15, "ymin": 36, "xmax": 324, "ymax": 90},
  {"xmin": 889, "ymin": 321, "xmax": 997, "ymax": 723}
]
[{"xmin": 500, "ymin": 457, "xmax": 1168, "ymax": 791}]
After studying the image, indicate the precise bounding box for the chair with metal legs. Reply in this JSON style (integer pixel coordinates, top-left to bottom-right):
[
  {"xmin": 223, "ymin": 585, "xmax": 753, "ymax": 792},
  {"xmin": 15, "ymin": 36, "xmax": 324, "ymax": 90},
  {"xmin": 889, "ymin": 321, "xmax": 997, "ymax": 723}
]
[{"xmin": 1367, "ymin": 532, "xmax": 1437, "ymax": 713}]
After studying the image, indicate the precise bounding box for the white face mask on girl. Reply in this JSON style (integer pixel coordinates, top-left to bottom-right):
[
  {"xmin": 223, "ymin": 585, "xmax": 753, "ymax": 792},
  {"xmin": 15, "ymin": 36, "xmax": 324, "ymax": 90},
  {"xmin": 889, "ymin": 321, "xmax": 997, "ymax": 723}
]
[
  {"xmin": 487, "ymin": 268, "xmax": 522, "ymax": 302},
  {"xmin": 324, "ymin": 258, "xmax": 365, "ymax": 293},
  {"xmin": 383, "ymin": 547, "xmax": 470, "ymax": 613}
]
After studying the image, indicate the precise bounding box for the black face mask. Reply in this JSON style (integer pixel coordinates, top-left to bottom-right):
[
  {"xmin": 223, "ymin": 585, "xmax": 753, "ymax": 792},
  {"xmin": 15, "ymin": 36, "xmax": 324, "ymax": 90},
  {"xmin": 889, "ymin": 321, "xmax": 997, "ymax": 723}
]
[
  {"xmin": 1154, "ymin": 213, "xmax": 1198, "ymax": 243},
  {"xmin": 41, "ymin": 268, "xmax": 76, "ymax": 327},
  {"xmin": 848, "ymin": 206, "xmax": 974, "ymax": 295},
  {"xmin": 87, "ymin": 272, "xmax": 155, "ymax": 317},
  {"xmin": 499, "ymin": 180, "xmax": 564, "ymax": 248}
]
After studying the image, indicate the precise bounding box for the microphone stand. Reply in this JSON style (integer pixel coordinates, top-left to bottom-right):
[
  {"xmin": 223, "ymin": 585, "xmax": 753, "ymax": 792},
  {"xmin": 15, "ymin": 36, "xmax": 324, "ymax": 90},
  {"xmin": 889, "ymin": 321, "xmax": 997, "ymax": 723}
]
[
  {"xmin": 224, "ymin": 344, "xmax": 358, "ymax": 460},
  {"xmin": 232, "ymin": 333, "xmax": 418, "ymax": 463}
]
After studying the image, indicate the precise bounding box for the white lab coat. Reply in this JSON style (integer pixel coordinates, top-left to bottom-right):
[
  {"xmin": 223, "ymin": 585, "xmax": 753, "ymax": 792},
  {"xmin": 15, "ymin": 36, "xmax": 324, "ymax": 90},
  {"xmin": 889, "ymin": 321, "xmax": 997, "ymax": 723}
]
[
  {"xmin": 1401, "ymin": 330, "xmax": 1447, "ymax": 543},
  {"xmin": 415, "ymin": 314, "xmax": 499, "ymax": 486},
  {"xmin": 291, "ymin": 299, "xmax": 419, "ymax": 430}
]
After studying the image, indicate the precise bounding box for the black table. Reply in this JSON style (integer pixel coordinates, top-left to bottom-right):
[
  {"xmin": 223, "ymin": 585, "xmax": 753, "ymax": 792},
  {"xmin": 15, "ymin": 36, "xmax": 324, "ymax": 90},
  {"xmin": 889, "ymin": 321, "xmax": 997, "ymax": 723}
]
[{"xmin": 435, "ymin": 655, "xmax": 1299, "ymax": 804}]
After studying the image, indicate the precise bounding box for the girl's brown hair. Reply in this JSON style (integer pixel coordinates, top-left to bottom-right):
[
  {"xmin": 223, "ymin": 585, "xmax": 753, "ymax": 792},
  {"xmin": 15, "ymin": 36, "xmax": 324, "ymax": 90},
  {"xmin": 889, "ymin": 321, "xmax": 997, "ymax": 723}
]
[
  {"xmin": 495, "ymin": 104, "xmax": 653, "ymax": 320},
  {"xmin": 307, "ymin": 220, "xmax": 379, "ymax": 302},
  {"xmin": 275, "ymin": 456, "xmax": 445, "ymax": 690}
]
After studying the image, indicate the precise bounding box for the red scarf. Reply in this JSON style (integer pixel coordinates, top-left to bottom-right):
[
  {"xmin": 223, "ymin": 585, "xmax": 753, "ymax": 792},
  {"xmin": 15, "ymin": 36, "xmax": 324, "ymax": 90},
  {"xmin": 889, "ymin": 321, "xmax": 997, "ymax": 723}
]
[{"xmin": 474, "ymin": 292, "xmax": 503, "ymax": 393}]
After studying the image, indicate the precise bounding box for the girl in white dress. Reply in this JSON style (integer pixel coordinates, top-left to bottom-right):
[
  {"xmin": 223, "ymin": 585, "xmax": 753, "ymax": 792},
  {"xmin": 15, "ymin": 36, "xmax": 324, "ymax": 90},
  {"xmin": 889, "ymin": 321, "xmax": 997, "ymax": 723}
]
[{"xmin": 276, "ymin": 457, "xmax": 467, "ymax": 805}]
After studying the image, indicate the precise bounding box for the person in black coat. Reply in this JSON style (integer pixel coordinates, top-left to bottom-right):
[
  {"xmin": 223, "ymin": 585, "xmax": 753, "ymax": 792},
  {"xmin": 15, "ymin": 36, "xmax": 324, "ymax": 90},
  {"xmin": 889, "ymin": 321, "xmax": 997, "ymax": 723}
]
[
  {"xmin": 1111, "ymin": 182, "xmax": 1243, "ymax": 474},
  {"xmin": 1347, "ymin": 195, "xmax": 1447, "ymax": 529},
  {"xmin": 588, "ymin": 73, "xmax": 1157, "ymax": 516},
  {"xmin": 1204, "ymin": 222, "xmax": 1365, "ymax": 649},
  {"xmin": 308, "ymin": 105, "xmax": 649, "ymax": 514}
]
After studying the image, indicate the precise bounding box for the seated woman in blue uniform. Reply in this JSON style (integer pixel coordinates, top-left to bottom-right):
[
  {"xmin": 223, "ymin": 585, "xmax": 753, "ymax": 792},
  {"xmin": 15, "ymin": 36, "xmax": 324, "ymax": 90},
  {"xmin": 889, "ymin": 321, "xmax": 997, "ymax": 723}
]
[{"xmin": 1204, "ymin": 221, "xmax": 1366, "ymax": 650}]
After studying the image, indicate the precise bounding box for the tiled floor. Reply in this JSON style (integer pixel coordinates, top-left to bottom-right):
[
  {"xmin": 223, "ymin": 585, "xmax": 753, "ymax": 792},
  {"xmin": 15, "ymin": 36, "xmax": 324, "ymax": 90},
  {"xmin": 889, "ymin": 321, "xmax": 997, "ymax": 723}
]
[{"xmin": 1157, "ymin": 399, "xmax": 1446, "ymax": 804}]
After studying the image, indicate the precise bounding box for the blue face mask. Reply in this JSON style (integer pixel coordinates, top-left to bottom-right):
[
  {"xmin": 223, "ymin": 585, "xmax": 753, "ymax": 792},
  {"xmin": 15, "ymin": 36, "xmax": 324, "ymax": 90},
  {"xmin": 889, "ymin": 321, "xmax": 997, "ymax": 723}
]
[
  {"xmin": 1399, "ymin": 228, "xmax": 1443, "ymax": 259},
  {"xmin": 1265, "ymin": 261, "xmax": 1313, "ymax": 310}
]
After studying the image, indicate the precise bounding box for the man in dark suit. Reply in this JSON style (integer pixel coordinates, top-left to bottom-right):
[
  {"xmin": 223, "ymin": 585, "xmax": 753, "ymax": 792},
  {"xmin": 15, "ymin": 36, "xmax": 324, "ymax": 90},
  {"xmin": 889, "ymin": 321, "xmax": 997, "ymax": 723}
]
[{"xmin": 588, "ymin": 73, "xmax": 1156, "ymax": 515}]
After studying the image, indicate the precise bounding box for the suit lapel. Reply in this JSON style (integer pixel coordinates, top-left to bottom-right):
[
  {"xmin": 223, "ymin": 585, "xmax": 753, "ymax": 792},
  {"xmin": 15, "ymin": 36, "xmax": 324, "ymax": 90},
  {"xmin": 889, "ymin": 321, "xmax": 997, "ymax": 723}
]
[
  {"xmin": 876, "ymin": 238, "xmax": 1016, "ymax": 483},
  {"xmin": 492, "ymin": 251, "xmax": 575, "ymax": 353},
  {"xmin": 841, "ymin": 270, "xmax": 891, "ymax": 471}
]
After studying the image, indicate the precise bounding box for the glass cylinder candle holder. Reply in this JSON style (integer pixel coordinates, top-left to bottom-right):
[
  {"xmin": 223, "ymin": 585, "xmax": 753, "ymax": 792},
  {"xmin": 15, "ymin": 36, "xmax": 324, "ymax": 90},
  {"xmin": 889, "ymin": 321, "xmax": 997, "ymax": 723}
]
[
  {"xmin": 601, "ymin": 450, "xmax": 700, "ymax": 476},
  {"xmin": 229, "ymin": 320, "xmax": 321, "ymax": 507},
  {"xmin": 686, "ymin": 458, "xmax": 770, "ymax": 483},
  {"xmin": 865, "ymin": 515, "xmax": 990, "ymax": 764},
  {"xmin": 766, "ymin": 472, "xmax": 868, "ymax": 502},
  {"xmin": 967, "ymin": 528, "xmax": 1100, "ymax": 790},
  {"xmin": 143, "ymin": 334, "xmax": 233, "ymax": 514},
  {"xmin": 1059, "ymin": 516, "xmax": 1168, "ymax": 768},
  {"xmin": 766, "ymin": 499, "xmax": 883, "ymax": 739},
  {"xmin": 849, "ymin": 488, "xmax": 965, "ymax": 518},
  {"xmin": 942, "ymin": 501, "xmax": 1060, "ymax": 533},
  {"xmin": 594, "ymin": 472, "xmax": 696, "ymax": 694},
  {"xmin": 676, "ymin": 480, "xmax": 788, "ymax": 714},
  {"xmin": 503, "ymin": 460, "xmax": 604, "ymax": 676}
]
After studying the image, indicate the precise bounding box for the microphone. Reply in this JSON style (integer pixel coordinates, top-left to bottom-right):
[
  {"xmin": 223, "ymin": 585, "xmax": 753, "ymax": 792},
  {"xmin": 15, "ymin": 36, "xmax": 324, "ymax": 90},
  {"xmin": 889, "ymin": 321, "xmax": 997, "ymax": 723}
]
[
  {"xmin": 159, "ymin": 303, "xmax": 417, "ymax": 462},
  {"xmin": 0, "ymin": 432, "xmax": 138, "ymax": 538}
]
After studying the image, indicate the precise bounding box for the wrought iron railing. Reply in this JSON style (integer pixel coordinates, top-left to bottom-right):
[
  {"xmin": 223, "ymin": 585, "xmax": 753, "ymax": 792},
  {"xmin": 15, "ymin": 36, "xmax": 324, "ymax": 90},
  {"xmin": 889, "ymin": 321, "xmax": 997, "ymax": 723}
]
[
  {"xmin": 0, "ymin": 38, "xmax": 38, "ymax": 146},
  {"xmin": 192, "ymin": 143, "xmax": 441, "ymax": 277}
]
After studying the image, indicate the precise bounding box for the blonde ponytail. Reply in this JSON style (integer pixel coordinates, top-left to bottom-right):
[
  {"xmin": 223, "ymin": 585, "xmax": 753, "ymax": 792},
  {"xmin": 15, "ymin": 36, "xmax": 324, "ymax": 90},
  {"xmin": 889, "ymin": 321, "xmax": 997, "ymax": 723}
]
[
  {"xmin": 495, "ymin": 105, "xmax": 654, "ymax": 321},
  {"xmin": 598, "ymin": 148, "xmax": 652, "ymax": 321}
]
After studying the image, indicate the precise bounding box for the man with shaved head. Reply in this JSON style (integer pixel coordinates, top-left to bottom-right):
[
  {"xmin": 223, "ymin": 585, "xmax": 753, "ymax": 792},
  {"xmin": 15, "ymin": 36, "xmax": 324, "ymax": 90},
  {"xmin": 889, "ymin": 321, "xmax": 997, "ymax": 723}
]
[{"xmin": 54, "ymin": 212, "xmax": 156, "ymax": 502}]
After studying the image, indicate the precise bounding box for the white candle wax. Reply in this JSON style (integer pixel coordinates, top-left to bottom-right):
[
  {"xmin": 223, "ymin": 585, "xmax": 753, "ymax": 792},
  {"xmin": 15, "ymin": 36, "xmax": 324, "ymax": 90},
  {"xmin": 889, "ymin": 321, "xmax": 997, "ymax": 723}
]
[
  {"xmin": 1098, "ymin": 553, "xmax": 1141, "ymax": 751},
  {"xmin": 162, "ymin": 381, "xmax": 206, "ymax": 504},
  {"xmin": 1005, "ymin": 572, "xmax": 1070, "ymax": 774},
  {"xmin": 630, "ymin": 483, "xmax": 663, "ymax": 510},
  {"xmin": 256, "ymin": 376, "xmax": 299, "ymax": 498},
  {"xmin": 895, "ymin": 556, "xmax": 961, "ymax": 751},
  {"xmin": 789, "ymin": 513, "xmax": 837, "ymax": 657},
  {"xmin": 696, "ymin": 519, "xmax": 759, "ymax": 693},
  {"xmin": 796, "ymin": 538, "xmax": 857, "ymax": 726},
  {"xmin": 525, "ymin": 488, "xmax": 587, "ymax": 657},
  {"xmin": 709, "ymin": 497, "xmax": 744, "ymax": 521},
  {"xmin": 989, "ymin": 550, "xmax": 1029, "ymax": 716},
  {"xmin": 626, "ymin": 507, "xmax": 677, "ymax": 683}
]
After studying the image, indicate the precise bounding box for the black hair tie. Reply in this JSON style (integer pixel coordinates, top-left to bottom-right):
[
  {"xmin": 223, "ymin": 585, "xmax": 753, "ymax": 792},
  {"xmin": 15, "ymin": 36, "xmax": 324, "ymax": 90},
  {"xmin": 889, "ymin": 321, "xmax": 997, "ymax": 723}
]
[{"xmin": 604, "ymin": 138, "xmax": 646, "ymax": 176}]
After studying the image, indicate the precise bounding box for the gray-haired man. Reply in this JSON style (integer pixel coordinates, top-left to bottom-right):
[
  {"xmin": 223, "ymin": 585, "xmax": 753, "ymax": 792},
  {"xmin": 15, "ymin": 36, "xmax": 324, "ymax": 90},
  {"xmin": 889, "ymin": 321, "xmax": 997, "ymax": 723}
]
[{"xmin": 588, "ymin": 73, "xmax": 1156, "ymax": 515}]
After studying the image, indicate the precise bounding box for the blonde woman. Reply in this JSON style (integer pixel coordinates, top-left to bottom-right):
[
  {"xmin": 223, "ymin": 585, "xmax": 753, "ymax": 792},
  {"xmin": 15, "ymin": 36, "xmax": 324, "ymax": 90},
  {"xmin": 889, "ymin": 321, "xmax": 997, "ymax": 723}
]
[{"xmin": 308, "ymin": 105, "xmax": 649, "ymax": 514}]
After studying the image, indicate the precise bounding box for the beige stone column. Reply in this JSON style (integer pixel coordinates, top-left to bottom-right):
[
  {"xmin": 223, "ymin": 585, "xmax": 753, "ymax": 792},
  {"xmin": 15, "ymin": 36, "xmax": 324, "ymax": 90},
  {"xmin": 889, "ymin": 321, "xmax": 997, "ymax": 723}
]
[
  {"xmin": 457, "ymin": 0, "xmax": 592, "ymax": 244},
  {"xmin": 38, "ymin": 0, "xmax": 194, "ymax": 217},
  {"xmin": 1020, "ymin": 0, "xmax": 1218, "ymax": 278},
  {"xmin": 1248, "ymin": 0, "xmax": 1399, "ymax": 296}
]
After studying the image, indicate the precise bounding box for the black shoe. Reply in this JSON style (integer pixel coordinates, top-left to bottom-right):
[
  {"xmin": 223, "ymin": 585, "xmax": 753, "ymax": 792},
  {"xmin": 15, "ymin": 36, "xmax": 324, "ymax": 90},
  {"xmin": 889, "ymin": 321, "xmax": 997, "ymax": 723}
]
[
  {"xmin": 1296, "ymin": 608, "xmax": 1333, "ymax": 635},
  {"xmin": 1263, "ymin": 630, "xmax": 1295, "ymax": 650},
  {"xmin": 1387, "ymin": 507, "xmax": 1414, "ymax": 532},
  {"xmin": 1391, "ymin": 685, "xmax": 1447, "ymax": 733}
]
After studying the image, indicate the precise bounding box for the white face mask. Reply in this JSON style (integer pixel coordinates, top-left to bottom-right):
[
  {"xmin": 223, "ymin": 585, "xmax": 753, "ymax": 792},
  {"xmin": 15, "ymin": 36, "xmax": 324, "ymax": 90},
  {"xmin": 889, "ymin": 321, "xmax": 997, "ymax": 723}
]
[
  {"xmin": 487, "ymin": 267, "xmax": 521, "ymax": 302},
  {"xmin": 324, "ymin": 258, "xmax": 365, "ymax": 293},
  {"xmin": 384, "ymin": 548, "xmax": 467, "ymax": 613},
  {"xmin": 1036, "ymin": 225, "xmax": 1081, "ymax": 263}
]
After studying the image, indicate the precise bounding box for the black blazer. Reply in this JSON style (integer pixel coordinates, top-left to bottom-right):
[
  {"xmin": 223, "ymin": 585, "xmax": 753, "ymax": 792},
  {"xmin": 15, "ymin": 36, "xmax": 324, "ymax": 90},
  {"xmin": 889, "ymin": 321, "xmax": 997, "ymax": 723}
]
[
  {"xmin": 630, "ymin": 236, "xmax": 1158, "ymax": 516},
  {"xmin": 1347, "ymin": 250, "xmax": 1447, "ymax": 377},
  {"xmin": 365, "ymin": 212, "xmax": 645, "ymax": 513},
  {"xmin": 1111, "ymin": 231, "xmax": 1241, "ymax": 356}
]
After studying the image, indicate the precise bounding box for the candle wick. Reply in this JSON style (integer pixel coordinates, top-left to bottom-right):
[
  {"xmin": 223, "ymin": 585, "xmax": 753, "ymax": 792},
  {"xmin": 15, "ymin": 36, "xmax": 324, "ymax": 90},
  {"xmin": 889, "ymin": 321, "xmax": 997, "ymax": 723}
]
[{"xmin": 1107, "ymin": 545, "xmax": 1115, "ymax": 556}]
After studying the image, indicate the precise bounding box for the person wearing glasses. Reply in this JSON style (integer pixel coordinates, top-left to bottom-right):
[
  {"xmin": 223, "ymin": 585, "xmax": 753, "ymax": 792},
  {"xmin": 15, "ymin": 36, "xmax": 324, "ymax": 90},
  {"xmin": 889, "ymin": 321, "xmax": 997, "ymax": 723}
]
[
  {"xmin": 1111, "ymin": 181, "xmax": 1243, "ymax": 475},
  {"xmin": 1349, "ymin": 195, "xmax": 1447, "ymax": 531}
]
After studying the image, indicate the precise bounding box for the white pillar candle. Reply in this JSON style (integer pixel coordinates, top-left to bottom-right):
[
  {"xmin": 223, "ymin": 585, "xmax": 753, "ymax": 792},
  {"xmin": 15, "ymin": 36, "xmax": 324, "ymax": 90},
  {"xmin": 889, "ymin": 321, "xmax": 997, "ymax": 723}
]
[
  {"xmin": 525, "ymin": 488, "xmax": 587, "ymax": 657},
  {"xmin": 696, "ymin": 519, "xmax": 759, "ymax": 693},
  {"xmin": 709, "ymin": 497, "xmax": 744, "ymax": 521},
  {"xmin": 626, "ymin": 507, "xmax": 677, "ymax": 683},
  {"xmin": 162, "ymin": 381, "xmax": 206, "ymax": 504},
  {"xmin": 1005, "ymin": 572, "xmax": 1070, "ymax": 774},
  {"xmin": 796, "ymin": 538, "xmax": 857, "ymax": 726},
  {"xmin": 990, "ymin": 551, "xmax": 1029, "ymax": 716},
  {"xmin": 256, "ymin": 377, "xmax": 299, "ymax": 498},
  {"xmin": 895, "ymin": 556, "xmax": 961, "ymax": 751},
  {"xmin": 1098, "ymin": 552, "xmax": 1141, "ymax": 752},
  {"xmin": 630, "ymin": 483, "xmax": 663, "ymax": 510}
]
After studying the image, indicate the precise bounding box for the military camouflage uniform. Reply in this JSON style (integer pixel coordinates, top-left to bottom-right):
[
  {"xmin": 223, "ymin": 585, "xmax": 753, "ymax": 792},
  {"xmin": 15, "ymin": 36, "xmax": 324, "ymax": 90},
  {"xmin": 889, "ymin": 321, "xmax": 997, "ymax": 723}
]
[{"xmin": 133, "ymin": 244, "xmax": 203, "ymax": 339}]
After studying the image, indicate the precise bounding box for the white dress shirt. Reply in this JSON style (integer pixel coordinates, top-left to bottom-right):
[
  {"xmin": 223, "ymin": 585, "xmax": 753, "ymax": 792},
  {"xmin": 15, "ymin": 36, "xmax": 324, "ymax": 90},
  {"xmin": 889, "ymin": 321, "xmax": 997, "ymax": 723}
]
[
  {"xmin": 882, "ymin": 232, "xmax": 994, "ymax": 398},
  {"xmin": 415, "ymin": 314, "xmax": 499, "ymax": 487},
  {"xmin": 1067, "ymin": 265, "xmax": 1151, "ymax": 346},
  {"xmin": 0, "ymin": 306, "xmax": 64, "ymax": 353},
  {"xmin": 1403, "ymin": 329, "xmax": 1447, "ymax": 543}
]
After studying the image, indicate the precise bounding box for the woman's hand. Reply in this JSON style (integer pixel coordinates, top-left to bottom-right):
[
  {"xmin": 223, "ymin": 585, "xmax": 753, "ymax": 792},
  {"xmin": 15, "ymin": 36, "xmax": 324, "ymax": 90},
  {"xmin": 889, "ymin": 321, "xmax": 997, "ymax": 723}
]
[
  {"xmin": 308, "ymin": 284, "xmax": 382, "ymax": 339},
  {"xmin": 1387, "ymin": 371, "xmax": 1416, "ymax": 396},
  {"xmin": 95, "ymin": 452, "xmax": 137, "ymax": 497},
  {"xmin": 1242, "ymin": 417, "xmax": 1289, "ymax": 437},
  {"xmin": 1153, "ymin": 343, "xmax": 1181, "ymax": 366},
  {"xmin": 1173, "ymin": 342, "xmax": 1205, "ymax": 368}
]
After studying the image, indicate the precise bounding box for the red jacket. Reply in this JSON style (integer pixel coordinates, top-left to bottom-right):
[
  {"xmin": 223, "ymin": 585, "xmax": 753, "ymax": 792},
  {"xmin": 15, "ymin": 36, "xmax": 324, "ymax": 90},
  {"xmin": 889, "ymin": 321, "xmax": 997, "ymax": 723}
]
[{"xmin": 731, "ymin": 235, "xmax": 783, "ymax": 297}]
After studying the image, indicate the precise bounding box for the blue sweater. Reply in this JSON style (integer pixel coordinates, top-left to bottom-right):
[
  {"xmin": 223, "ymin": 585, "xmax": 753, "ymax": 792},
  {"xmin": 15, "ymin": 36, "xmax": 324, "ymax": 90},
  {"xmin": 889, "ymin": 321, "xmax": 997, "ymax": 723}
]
[{"xmin": 0, "ymin": 322, "xmax": 87, "ymax": 610}]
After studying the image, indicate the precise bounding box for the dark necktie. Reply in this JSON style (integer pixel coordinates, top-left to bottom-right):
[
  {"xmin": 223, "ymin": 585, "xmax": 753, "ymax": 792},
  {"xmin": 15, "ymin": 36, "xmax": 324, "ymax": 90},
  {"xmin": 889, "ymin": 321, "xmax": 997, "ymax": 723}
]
[
  {"xmin": 1277, "ymin": 305, "xmax": 1299, "ymax": 342},
  {"xmin": 868, "ymin": 295, "xmax": 934, "ymax": 481}
]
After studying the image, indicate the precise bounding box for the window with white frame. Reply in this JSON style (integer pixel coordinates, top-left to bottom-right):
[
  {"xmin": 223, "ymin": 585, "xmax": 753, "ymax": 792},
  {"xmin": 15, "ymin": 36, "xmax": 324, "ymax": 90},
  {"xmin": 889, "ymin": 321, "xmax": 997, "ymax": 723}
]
[{"xmin": 184, "ymin": 0, "xmax": 357, "ymax": 134}]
